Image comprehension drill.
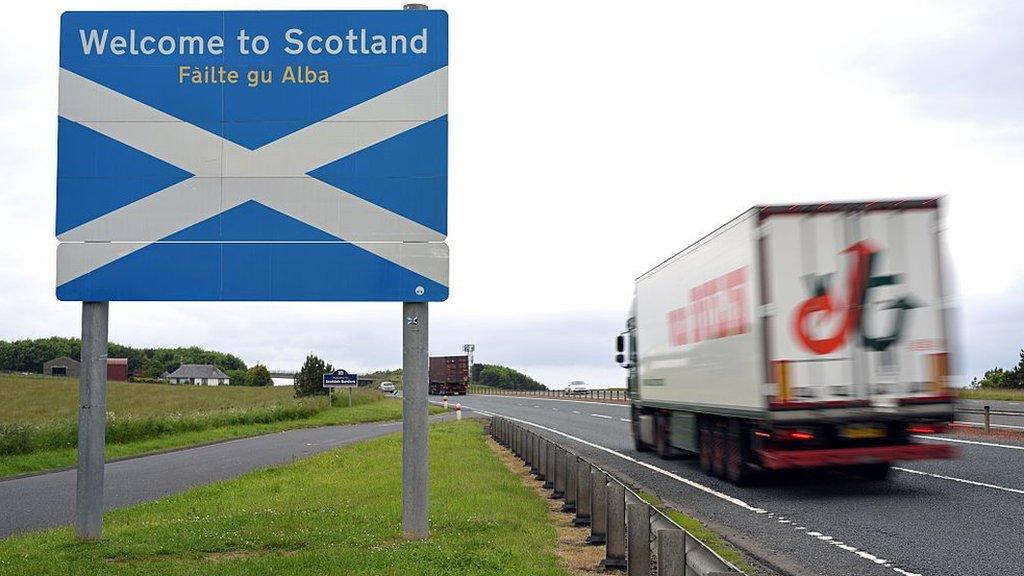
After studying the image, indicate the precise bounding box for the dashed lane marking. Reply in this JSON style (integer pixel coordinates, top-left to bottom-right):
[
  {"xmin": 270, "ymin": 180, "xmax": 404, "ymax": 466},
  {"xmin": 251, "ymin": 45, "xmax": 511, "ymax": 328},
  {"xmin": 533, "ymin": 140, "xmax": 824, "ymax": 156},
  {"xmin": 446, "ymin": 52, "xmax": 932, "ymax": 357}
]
[{"xmin": 591, "ymin": 414, "xmax": 613, "ymax": 419}]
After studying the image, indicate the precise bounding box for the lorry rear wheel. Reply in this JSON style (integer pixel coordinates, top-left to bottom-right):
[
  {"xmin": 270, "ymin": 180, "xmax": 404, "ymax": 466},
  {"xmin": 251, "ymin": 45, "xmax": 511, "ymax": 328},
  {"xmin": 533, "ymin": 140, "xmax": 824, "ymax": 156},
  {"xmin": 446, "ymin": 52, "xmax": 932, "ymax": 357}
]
[
  {"xmin": 698, "ymin": 419, "xmax": 713, "ymax": 474},
  {"xmin": 725, "ymin": 419, "xmax": 751, "ymax": 485},
  {"xmin": 853, "ymin": 462, "xmax": 891, "ymax": 481},
  {"xmin": 711, "ymin": 421, "xmax": 726, "ymax": 478}
]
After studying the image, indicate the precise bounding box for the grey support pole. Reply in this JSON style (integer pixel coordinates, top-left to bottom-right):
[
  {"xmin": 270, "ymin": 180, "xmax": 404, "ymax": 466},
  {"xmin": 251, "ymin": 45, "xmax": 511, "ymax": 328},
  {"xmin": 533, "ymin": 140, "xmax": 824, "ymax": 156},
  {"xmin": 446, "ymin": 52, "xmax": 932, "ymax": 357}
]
[
  {"xmin": 402, "ymin": 301, "xmax": 429, "ymax": 539},
  {"xmin": 602, "ymin": 481, "xmax": 627, "ymax": 569},
  {"xmin": 561, "ymin": 452, "xmax": 577, "ymax": 513},
  {"xmin": 587, "ymin": 469, "xmax": 607, "ymax": 544},
  {"xmin": 75, "ymin": 301, "xmax": 108, "ymax": 540},
  {"xmin": 551, "ymin": 446, "xmax": 565, "ymax": 499},
  {"xmin": 626, "ymin": 502, "xmax": 651, "ymax": 576},
  {"xmin": 574, "ymin": 458, "xmax": 592, "ymax": 526},
  {"xmin": 543, "ymin": 441, "xmax": 554, "ymax": 489},
  {"xmin": 657, "ymin": 529, "xmax": 685, "ymax": 576}
]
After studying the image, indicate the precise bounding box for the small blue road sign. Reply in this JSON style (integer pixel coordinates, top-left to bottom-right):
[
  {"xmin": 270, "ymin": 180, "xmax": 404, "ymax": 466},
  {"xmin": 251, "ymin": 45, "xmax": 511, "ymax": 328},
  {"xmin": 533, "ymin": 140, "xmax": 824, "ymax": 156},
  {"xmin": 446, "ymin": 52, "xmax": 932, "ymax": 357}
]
[
  {"xmin": 56, "ymin": 10, "xmax": 448, "ymax": 301},
  {"xmin": 323, "ymin": 369, "xmax": 359, "ymax": 388}
]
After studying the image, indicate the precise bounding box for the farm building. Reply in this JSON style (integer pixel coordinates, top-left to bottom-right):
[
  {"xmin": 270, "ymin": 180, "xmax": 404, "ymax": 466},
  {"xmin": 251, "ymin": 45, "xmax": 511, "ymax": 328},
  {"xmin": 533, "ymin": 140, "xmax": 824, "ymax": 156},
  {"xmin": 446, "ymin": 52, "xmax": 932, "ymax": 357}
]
[
  {"xmin": 43, "ymin": 356, "xmax": 130, "ymax": 381},
  {"xmin": 166, "ymin": 364, "xmax": 230, "ymax": 386},
  {"xmin": 43, "ymin": 356, "xmax": 79, "ymax": 378}
]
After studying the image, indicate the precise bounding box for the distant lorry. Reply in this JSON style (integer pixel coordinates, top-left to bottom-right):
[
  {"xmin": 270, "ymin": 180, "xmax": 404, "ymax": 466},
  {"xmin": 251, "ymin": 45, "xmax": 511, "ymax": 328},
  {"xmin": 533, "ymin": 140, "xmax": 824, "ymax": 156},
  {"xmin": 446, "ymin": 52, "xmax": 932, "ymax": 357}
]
[
  {"xmin": 617, "ymin": 199, "xmax": 956, "ymax": 484},
  {"xmin": 429, "ymin": 355, "xmax": 470, "ymax": 395}
]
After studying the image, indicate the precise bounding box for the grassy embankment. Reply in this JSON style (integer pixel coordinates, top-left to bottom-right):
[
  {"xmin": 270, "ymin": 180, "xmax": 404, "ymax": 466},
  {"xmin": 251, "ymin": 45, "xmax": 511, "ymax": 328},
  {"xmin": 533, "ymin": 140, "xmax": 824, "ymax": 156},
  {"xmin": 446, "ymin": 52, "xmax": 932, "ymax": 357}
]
[
  {"xmin": 0, "ymin": 420, "xmax": 568, "ymax": 576},
  {"xmin": 957, "ymin": 387, "xmax": 1024, "ymax": 402},
  {"xmin": 0, "ymin": 374, "xmax": 440, "ymax": 478}
]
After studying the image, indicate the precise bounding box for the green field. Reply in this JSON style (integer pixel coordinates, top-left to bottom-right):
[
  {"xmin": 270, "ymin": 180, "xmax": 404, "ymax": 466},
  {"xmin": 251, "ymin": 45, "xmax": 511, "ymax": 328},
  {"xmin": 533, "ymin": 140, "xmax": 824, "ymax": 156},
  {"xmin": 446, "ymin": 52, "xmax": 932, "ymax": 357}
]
[
  {"xmin": 0, "ymin": 374, "xmax": 441, "ymax": 478},
  {"xmin": 957, "ymin": 387, "xmax": 1024, "ymax": 402},
  {"xmin": 0, "ymin": 374, "xmax": 301, "ymax": 425},
  {"xmin": 0, "ymin": 420, "xmax": 567, "ymax": 576}
]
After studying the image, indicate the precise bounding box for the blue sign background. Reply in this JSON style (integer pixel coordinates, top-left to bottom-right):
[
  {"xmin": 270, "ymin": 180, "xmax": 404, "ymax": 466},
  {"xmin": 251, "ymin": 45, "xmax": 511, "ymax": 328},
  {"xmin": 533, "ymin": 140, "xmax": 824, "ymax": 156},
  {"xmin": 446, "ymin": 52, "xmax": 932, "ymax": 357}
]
[
  {"xmin": 56, "ymin": 10, "xmax": 448, "ymax": 302},
  {"xmin": 324, "ymin": 369, "xmax": 359, "ymax": 387}
]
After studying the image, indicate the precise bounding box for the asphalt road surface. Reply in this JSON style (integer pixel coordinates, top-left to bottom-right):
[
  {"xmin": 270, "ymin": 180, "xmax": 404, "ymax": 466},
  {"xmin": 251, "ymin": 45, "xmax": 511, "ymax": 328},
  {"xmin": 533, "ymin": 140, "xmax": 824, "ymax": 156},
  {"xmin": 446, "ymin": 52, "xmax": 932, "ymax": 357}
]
[
  {"xmin": 0, "ymin": 415, "xmax": 452, "ymax": 538},
  {"xmin": 955, "ymin": 398, "xmax": 1024, "ymax": 429},
  {"xmin": 456, "ymin": 394, "xmax": 1024, "ymax": 576}
]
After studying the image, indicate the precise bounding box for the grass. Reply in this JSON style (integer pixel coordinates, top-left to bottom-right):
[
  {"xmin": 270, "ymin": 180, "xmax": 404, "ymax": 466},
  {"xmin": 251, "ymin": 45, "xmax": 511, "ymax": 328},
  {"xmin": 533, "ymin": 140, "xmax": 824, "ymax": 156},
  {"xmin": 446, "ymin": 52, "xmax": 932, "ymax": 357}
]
[
  {"xmin": 0, "ymin": 420, "xmax": 569, "ymax": 576},
  {"xmin": 0, "ymin": 374, "xmax": 300, "ymax": 425},
  {"xmin": 957, "ymin": 387, "xmax": 1024, "ymax": 402},
  {"xmin": 0, "ymin": 373, "xmax": 444, "ymax": 477},
  {"xmin": 638, "ymin": 492, "xmax": 762, "ymax": 576}
]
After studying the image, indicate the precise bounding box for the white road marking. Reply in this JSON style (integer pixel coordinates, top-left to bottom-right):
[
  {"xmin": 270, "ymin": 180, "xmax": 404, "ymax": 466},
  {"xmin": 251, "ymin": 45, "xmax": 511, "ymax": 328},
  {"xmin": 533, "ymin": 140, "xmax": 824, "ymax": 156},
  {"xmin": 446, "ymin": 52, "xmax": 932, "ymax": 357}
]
[
  {"xmin": 894, "ymin": 467, "xmax": 1024, "ymax": 495},
  {"xmin": 954, "ymin": 420, "xmax": 1024, "ymax": 431},
  {"xmin": 552, "ymin": 408, "xmax": 559, "ymax": 411},
  {"xmin": 914, "ymin": 435, "xmax": 1024, "ymax": 451},
  {"xmin": 591, "ymin": 413, "xmax": 613, "ymax": 420},
  {"xmin": 572, "ymin": 410, "xmax": 581, "ymax": 415},
  {"xmin": 461, "ymin": 402, "xmax": 926, "ymax": 576},
  {"xmin": 620, "ymin": 418, "xmax": 632, "ymax": 423}
]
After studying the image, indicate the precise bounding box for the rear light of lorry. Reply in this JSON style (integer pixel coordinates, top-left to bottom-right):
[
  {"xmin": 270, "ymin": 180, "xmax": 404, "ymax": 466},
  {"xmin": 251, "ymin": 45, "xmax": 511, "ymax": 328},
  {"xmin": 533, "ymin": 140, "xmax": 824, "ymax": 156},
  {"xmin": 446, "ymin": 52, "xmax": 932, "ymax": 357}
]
[{"xmin": 754, "ymin": 428, "xmax": 816, "ymax": 442}]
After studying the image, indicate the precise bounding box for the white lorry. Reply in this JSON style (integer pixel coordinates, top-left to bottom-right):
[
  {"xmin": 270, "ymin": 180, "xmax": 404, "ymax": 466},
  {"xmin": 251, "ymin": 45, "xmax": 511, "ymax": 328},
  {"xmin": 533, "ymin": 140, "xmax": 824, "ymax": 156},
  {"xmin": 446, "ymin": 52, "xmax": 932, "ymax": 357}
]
[{"xmin": 616, "ymin": 199, "xmax": 956, "ymax": 484}]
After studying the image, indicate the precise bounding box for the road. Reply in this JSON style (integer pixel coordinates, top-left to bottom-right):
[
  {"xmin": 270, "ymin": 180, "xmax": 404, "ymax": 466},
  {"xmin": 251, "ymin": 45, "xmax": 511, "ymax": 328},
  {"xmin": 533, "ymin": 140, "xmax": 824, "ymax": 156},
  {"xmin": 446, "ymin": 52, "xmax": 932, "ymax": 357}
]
[
  {"xmin": 956, "ymin": 398, "xmax": 1024, "ymax": 429},
  {"xmin": 456, "ymin": 394, "xmax": 1024, "ymax": 576},
  {"xmin": 0, "ymin": 415, "xmax": 452, "ymax": 538}
]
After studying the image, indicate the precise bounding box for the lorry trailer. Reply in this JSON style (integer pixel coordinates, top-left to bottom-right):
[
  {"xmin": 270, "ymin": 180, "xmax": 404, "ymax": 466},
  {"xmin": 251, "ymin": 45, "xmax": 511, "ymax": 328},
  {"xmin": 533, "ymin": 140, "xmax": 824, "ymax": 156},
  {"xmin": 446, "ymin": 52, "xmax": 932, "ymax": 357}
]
[
  {"xmin": 617, "ymin": 199, "xmax": 956, "ymax": 484},
  {"xmin": 429, "ymin": 355, "xmax": 470, "ymax": 395}
]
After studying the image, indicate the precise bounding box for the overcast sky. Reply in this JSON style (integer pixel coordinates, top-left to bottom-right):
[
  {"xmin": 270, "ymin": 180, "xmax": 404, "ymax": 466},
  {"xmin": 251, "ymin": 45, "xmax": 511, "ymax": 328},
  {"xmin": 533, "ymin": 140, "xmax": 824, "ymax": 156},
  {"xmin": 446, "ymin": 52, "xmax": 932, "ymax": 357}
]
[{"xmin": 1, "ymin": 1, "xmax": 1021, "ymax": 388}]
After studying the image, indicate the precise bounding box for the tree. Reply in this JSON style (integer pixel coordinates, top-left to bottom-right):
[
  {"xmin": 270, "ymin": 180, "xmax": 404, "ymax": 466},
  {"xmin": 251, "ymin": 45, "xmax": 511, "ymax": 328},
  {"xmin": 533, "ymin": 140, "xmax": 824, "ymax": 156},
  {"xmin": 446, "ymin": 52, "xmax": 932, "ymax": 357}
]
[
  {"xmin": 247, "ymin": 364, "xmax": 273, "ymax": 387},
  {"xmin": 294, "ymin": 354, "xmax": 332, "ymax": 397},
  {"xmin": 226, "ymin": 369, "xmax": 250, "ymax": 387},
  {"xmin": 1005, "ymin": 349, "xmax": 1024, "ymax": 389},
  {"xmin": 141, "ymin": 358, "xmax": 166, "ymax": 379},
  {"xmin": 473, "ymin": 363, "xmax": 546, "ymax": 391}
]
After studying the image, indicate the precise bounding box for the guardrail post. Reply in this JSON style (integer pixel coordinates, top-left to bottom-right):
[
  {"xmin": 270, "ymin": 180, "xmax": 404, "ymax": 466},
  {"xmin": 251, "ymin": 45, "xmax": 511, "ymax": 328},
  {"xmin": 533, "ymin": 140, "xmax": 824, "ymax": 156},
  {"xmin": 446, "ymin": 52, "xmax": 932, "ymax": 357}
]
[
  {"xmin": 552, "ymin": 446, "xmax": 566, "ymax": 499},
  {"xmin": 985, "ymin": 405, "xmax": 991, "ymax": 432},
  {"xmin": 530, "ymin": 433, "xmax": 540, "ymax": 475},
  {"xmin": 574, "ymin": 459, "xmax": 592, "ymax": 525},
  {"xmin": 537, "ymin": 438, "xmax": 548, "ymax": 482},
  {"xmin": 587, "ymin": 469, "xmax": 607, "ymax": 544},
  {"xmin": 602, "ymin": 481, "xmax": 627, "ymax": 569},
  {"xmin": 657, "ymin": 529, "xmax": 685, "ymax": 576},
  {"xmin": 562, "ymin": 452, "xmax": 577, "ymax": 513},
  {"xmin": 627, "ymin": 502, "xmax": 651, "ymax": 576},
  {"xmin": 543, "ymin": 440, "xmax": 555, "ymax": 489}
]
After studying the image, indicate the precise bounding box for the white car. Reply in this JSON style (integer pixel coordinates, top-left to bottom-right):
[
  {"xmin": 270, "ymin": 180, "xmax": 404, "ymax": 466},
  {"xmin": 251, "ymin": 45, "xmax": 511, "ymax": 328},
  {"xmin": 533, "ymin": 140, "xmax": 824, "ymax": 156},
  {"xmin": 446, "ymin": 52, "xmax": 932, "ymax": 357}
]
[
  {"xmin": 564, "ymin": 381, "xmax": 589, "ymax": 396},
  {"xmin": 379, "ymin": 381, "xmax": 396, "ymax": 394}
]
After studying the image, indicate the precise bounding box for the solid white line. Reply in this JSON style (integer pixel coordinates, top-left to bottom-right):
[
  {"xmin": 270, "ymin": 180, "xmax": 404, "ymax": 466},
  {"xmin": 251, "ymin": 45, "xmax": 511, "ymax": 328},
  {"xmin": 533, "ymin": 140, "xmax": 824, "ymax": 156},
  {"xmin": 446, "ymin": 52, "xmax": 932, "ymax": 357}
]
[
  {"xmin": 954, "ymin": 420, "xmax": 1024, "ymax": 431},
  {"xmin": 463, "ymin": 402, "xmax": 926, "ymax": 576},
  {"xmin": 913, "ymin": 435, "xmax": 1024, "ymax": 451},
  {"xmin": 591, "ymin": 413, "xmax": 613, "ymax": 420},
  {"xmin": 894, "ymin": 467, "xmax": 1024, "ymax": 495}
]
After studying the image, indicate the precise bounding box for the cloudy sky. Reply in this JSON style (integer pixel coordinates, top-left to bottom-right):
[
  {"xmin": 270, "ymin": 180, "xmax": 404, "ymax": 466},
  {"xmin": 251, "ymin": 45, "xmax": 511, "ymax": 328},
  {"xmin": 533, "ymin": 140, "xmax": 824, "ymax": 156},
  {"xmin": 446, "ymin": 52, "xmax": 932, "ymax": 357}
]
[{"xmin": 1, "ymin": 1, "xmax": 1021, "ymax": 388}]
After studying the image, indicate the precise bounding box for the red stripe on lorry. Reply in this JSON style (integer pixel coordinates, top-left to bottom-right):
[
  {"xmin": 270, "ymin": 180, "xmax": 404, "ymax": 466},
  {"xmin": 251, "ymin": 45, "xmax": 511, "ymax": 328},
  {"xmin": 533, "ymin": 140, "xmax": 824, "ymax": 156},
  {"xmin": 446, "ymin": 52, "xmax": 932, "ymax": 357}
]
[{"xmin": 758, "ymin": 443, "xmax": 957, "ymax": 469}]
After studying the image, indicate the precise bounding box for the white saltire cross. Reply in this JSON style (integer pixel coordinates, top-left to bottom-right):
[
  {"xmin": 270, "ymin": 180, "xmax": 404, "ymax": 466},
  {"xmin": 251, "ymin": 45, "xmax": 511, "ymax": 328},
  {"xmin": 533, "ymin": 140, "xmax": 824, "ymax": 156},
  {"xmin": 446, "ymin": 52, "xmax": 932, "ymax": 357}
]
[{"xmin": 56, "ymin": 67, "xmax": 448, "ymax": 287}]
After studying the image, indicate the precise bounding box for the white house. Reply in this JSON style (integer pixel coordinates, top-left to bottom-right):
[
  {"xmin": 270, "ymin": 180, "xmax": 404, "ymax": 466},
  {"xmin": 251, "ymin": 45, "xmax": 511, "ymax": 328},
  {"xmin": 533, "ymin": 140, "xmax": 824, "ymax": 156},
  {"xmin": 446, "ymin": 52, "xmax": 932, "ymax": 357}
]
[{"xmin": 166, "ymin": 364, "xmax": 230, "ymax": 386}]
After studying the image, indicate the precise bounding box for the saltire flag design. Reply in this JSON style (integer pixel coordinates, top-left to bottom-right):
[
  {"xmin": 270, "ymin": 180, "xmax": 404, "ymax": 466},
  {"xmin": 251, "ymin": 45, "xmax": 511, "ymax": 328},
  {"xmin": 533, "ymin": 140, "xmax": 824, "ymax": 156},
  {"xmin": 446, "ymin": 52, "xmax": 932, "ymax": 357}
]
[{"xmin": 56, "ymin": 10, "xmax": 448, "ymax": 301}]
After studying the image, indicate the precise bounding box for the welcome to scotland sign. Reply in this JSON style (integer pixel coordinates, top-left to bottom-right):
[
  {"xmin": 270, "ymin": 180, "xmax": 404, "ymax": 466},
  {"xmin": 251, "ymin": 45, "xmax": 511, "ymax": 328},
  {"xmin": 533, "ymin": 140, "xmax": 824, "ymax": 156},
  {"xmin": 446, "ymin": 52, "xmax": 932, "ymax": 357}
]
[{"xmin": 56, "ymin": 11, "xmax": 448, "ymax": 301}]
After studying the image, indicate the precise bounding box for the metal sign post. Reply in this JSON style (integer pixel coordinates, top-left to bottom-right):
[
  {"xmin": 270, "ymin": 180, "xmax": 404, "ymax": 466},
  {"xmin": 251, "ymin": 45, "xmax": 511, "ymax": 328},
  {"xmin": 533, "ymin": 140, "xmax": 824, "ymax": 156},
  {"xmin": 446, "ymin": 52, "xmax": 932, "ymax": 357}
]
[
  {"xmin": 402, "ymin": 302, "xmax": 429, "ymax": 539},
  {"xmin": 75, "ymin": 301, "xmax": 108, "ymax": 539}
]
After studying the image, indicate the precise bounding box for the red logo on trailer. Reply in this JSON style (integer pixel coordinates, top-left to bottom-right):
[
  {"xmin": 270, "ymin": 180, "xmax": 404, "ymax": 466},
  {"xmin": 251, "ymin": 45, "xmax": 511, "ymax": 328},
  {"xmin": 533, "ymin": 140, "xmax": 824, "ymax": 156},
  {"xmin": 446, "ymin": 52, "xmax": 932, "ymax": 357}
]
[
  {"xmin": 793, "ymin": 241, "xmax": 918, "ymax": 355},
  {"xmin": 667, "ymin": 267, "xmax": 749, "ymax": 346}
]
